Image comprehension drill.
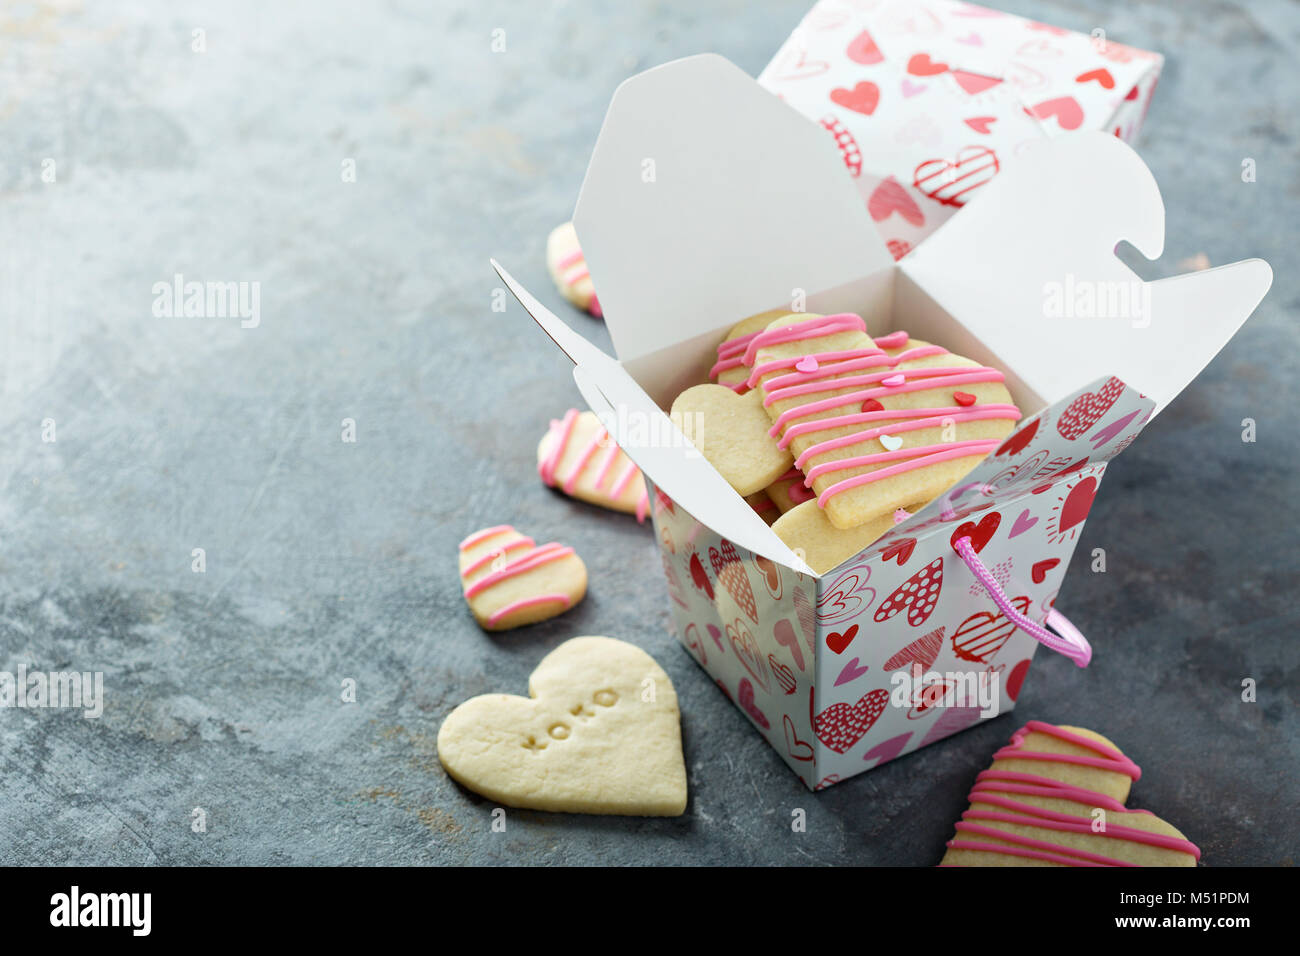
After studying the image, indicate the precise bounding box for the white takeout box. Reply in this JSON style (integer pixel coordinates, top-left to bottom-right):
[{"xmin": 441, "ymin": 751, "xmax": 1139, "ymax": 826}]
[{"xmin": 495, "ymin": 55, "xmax": 1271, "ymax": 789}]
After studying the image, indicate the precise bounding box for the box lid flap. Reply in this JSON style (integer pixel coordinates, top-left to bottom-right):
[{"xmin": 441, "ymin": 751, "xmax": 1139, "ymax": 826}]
[
  {"xmin": 901, "ymin": 131, "xmax": 1272, "ymax": 415},
  {"xmin": 492, "ymin": 259, "xmax": 815, "ymax": 575},
  {"xmin": 573, "ymin": 54, "xmax": 893, "ymax": 363}
]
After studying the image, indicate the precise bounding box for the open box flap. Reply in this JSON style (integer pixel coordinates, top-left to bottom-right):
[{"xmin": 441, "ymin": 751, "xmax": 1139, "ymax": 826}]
[
  {"xmin": 901, "ymin": 132, "xmax": 1272, "ymax": 417},
  {"xmin": 573, "ymin": 54, "xmax": 893, "ymax": 363},
  {"xmin": 491, "ymin": 259, "xmax": 815, "ymax": 576}
]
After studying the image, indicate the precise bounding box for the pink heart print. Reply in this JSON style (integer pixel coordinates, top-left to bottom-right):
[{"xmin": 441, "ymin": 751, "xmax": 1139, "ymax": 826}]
[
  {"xmin": 1056, "ymin": 377, "xmax": 1124, "ymax": 440},
  {"xmin": 737, "ymin": 678, "xmax": 770, "ymax": 730},
  {"xmin": 882, "ymin": 626, "xmax": 944, "ymax": 672},
  {"xmin": 868, "ymin": 176, "xmax": 925, "ymax": 227},
  {"xmin": 727, "ymin": 618, "xmax": 770, "ymax": 692},
  {"xmin": 874, "ymin": 557, "xmax": 944, "ymax": 627},
  {"xmin": 710, "ymin": 540, "xmax": 758, "ymax": 623}
]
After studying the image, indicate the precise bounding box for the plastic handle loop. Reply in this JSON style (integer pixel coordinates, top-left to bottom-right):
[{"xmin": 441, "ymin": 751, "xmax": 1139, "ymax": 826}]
[{"xmin": 952, "ymin": 536, "xmax": 1092, "ymax": 667}]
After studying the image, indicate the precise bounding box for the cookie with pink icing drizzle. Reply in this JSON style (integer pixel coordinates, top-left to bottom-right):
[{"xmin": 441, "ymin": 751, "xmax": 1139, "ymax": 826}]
[
  {"xmin": 940, "ymin": 720, "xmax": 1200, "ymax": 867},
  {"xmin": 458, "ymin": 525, "xmax": 587, "ymax": 631},
  {"xmin": 746, "ymin": 313, "xmax": 1021, "ymax": 530},
  {"xmin": 537, "ymin": 409, "xmax": 649, "ymax": 522},
  {"xmin": 707, "ymin": 309, "xmax": 797, "ymax": 394},
  {"xmin": 545, "ymin": 222, "xmax": 602, "ymax": 317}
]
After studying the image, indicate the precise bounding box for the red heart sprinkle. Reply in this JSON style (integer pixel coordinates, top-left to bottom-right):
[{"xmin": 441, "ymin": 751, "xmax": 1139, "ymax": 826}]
[
  {"xmin": 953, "ymin": 391, "xmax": 976, "ymax": 406},
  {"xmin": 861, "ymin": 398, "xmax": 884, "ymax": 413}
]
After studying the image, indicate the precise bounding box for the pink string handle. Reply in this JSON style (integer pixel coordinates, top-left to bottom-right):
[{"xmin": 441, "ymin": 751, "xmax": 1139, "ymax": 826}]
[{"xmin": 952, "ymin": 536, "xmax": 1092, "ymax": 667}]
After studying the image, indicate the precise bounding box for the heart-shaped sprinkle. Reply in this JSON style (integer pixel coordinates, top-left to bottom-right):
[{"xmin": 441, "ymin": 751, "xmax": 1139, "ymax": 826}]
[
  {"xmin": 796, "ymin": 356, "xmax": 820, "ymax": 373},
  {"xmin": 861, "ymin": 398, "xmax": 884, "ymax": 413},
  {"xmin": 882, "ymin": 373, "xmax": 905, "ymax": 387},
  {"xmin": 953, "ymin": 391, "xmax": 976, "ymax": 407},
  {"xmin": 879, "ymin": 433, "xmax": 903, "ymax": 451},
  {"xmin": 893, "ymin": 508, "xmax": 912, "ymax": 525}
]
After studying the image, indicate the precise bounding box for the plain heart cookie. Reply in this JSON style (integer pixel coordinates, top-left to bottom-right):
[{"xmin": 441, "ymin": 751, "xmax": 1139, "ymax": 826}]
[
  {"xmin": 545, "ymin": 221, "xmax": 601, "ymax": 317},
  {"xmin": 745, "ymin": 313, "xmax": 1020, "ymax": 530},
  {"xmin": 436, "ymin": 636, "xmax": 688, "ymax": 815},
  {"xmin": 771, "ymin": 499, "xmax": 923, "ymax": 575},
  {"xmin": 538, "ymin": 409, "xmax": 649, "ymax": 521},
  {"xmin": 670, "ymin": 384, "xmax": 793, "ymax": 497},
  {"xmin": 939, "ymin": 720, "xmax": 1200, "ymax": 867},
  {"xmin": 458, "ymin": 525, "xmax": 587, "ymax": 631}
]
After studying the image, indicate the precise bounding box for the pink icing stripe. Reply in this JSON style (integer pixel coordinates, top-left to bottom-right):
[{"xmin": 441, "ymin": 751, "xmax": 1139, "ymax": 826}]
[
  {"xmin": 538, "ymin": 410, "xmax": 580, "ymax": 486},
  {"xmin": 775, "ymin": 467, "xmax": 803, "ymax": 482},
  {"xmin": 767, "ymin": 370, "xmax": 1007, "ymax": 433},
  {"xmin": 755, "ymin": 344, "xmax": 947, "ymax": 391},
  {"xmin": 792, "ymin": 406, "xmax": 1022, "ymax": 469},
  {"xmin": 555, "ymin": 250, "xmax": 583, "ymax": 270},
  {"xmin": 814, "ymin": 442, "xmax": 1000, "ymax": 506},
  {"xmin": 588, "ymin": 294, "xmax": 602, "ymax": 318},
  {"xmin": 563, "ymin": 267, "xmax": 590, "ymax": 286},
  {"xmin": 463, "ymin": 543, "xmax": 574, "ymax": 599},
  {"xmin": 458, "ymin": 524, "xmax": 513, "ymax": 551},
  {"xmin": 565, "ymin": 430, "xmax": 605, "ymax": 495},
  {"xmin": 873, "ymin": 330, "xmax": 909, "ymax": 349},
  {"xmin": 611, "ymin": 459, "xmax": 640, "ymax": 497},
  {"xmin": 593, "ymin": 440, "xmax": 620, "ymax": 489},
  {"xmin": 779, "ymin": 404, "xmax": 1018, "ymax": 450},
  {"xmin": 765, "ymin": 365, "xmax": 1000, "ymax": 407},
  {"xmin": 487, "ymin": 593, "xmax": 572, "ymax": 626},
  {"xmin": 634, "ymin": 486, "xmax": 648, "ymax": 523},
  {"xmin": 461, "ymin": 535, "xmax": 535, "ymax": 576},
  {"xmin": 963, "ymin": 801, "xmax": 1200, "ymax": 858},
  {"xmin": 948, "ymin": 829, "xmax": 1129, "ymax": 867},
  {"xmin": 974, "ymin": 772, "xmax": 1139, "ymax": 814},
  {"xmin": 741, "ymin": 313, "xmax": 865, "ymax": 367},
  {"xmin": 995, "ymin": 720, "xmax": 1141, "ymax": 780},
  {"xmin": 709, "ymin": 330, "xmax": 762, "ymax": 380}
]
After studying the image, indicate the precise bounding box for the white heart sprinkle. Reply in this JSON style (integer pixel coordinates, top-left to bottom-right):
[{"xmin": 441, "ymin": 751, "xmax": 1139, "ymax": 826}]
[{"xmin": 879, "ymin": 433, "xmax": 903, "ymax": 451}]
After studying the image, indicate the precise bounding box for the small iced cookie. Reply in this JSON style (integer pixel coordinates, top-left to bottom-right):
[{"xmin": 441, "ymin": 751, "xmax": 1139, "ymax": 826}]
[
  {"xmin": 940, "ymin": 721, "xmax": 1201, "ymax": 867},
  {"xmin": 746, "ymin": 490, "xmax": 779, "ymax": 526},
  {"xmin": 538, "ymin": 409, "xmax": 649, "ymax": 522},
  {"xmin": 746, "ymin": 314, "xmax": 1020, "ymax": 530},
  {"xmin": 546, "ymin": 222, "xmax": 602, "ymax": 317},
  {"xmin": 670, "ymin": 384, "xmax": 793, "ymax": 497},
  {"xmin": 708, "ymin": 309, "xmax": 796, "ymax": 393},
  {"xmin": 458, "ymin": 525, "xmax": 587, "ymax": 631},
  {"xmin": 772, "ymin": 499, "xmax": 924, "ymax": 574},
  {"xmin": 766, "ymin": 467, "xmax": 815, "ymax": 514},
  {"xmin": 437, "ymin": 636, "xmax": 688, "ymax": 816}
]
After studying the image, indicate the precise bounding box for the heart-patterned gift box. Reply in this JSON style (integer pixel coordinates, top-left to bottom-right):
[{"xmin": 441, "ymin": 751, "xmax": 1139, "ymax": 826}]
[{"xmin": 760, "ymin": 0, "xmax": 1164, "ymax": 259}]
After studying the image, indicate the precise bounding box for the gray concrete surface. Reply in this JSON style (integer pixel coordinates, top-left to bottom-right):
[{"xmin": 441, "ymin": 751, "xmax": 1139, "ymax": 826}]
[{"xmin": 0, "ymin": 0, "xmax": 1295, "ymax": 865}]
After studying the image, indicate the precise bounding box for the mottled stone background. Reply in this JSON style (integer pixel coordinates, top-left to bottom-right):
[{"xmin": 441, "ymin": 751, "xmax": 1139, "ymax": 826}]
[{"xmin": 0, "ymin": 0, "xmax": 1294, "ymax": 865}]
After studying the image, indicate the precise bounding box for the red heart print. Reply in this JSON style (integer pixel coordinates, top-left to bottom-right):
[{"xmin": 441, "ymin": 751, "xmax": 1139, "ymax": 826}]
[
  {"xmin": 820, "ymin": 115, "xmax": 863, "ymax": 178},
  {"xmin": 768, "ymin": 654, "xmax": 797, "ymax": 695},
  {"xmin": 883, "ymin": 626, "xmax": 944, "ymax": 672},
  {"xmin": 710, "ymin": 540, "xmax": 757, "ymax": 623},
  {"xmin": 867, "ymin": 176, "xmax": 925, "ymax": 227},
  {"xmin": 753, "ymin": 554, "xmax": 782, "ymax": 598},
  {"xmin": 826, "ymin": 623, "xmax": 859, "ymax": 655},
  {"xmin": 737, "ymin": 677, "xmax": 770, "ymax": 730},
  {"xmin": 963, "ymin": 116, "xmax": 996, "ymax": 135},
  {"xmin": 874, "ymin": 557, "xmax": 943, "ymax": 627},
  {"xmin": 913, "ymin": 146, "xmax": 999, "ymax": 207},
  {"xmin": 951, "ymin": 596, "xmax": 1030, "ymax": 663},
  {"xmin": 830, "ymin": 81, "xmax": 880, "ymax": 116},
  {"xmin": 907, "ymin": 53, "xmax": 949, "ymax": 76},
  {"xmin": 814, "ymin": 689, "xmax": 889, "ymax": 754},
  {"xmin": 1076, "ymin": 67, "xmax": 1115, "ymax": 89},
  {"xmin": 773, "ymin": 619, "xmax": 806, "ymax": 671},
  {"xmin": 1006, "ymin": 658, "xmax": 1031, "ymax": 701},
  {"xmin": 951, "ymin": 70, "xmax": 1001, "ymax": 95},
  {"xmin": 1057, "ymin": 377, "xmax": 1124, "ymax": 440},
  {"xmin": 1031, "ymin": 558, "xmax": 1060, "ymax": 584},
  {"xmin": 1125, "ymin": 84, "xmax": 1140, "ymax": 101},
  {"xmin": 1027, "ymin": 96, "xmax": 1084, "ymax": 131},
  {"xmin": 886, "ymin": 239, "xmax": 911, "ymax": 261},
  {"xmin": 882, "ymin": 537, "xmax": 916, "ymax": 566},
  {"xmin": 688, "ymin": 551, "xmax": 713, "ymax": 599},
  {"xmin": 1059, "ymin": 476, "xmax": 1098, "ymax": 534},
  {"xmin": 793, "ymin": 587, "xmax": 816, "ymax": 651},
  {"xmin": 997, "ymin": 417, "xmax": 1039, "ymax": 456},
  {"xmin": 846, "ymin": 29, "xmax": 884, "ymax": 65},
  {"xmin": 783, "ymin": 715, "xmax": 814, "ymax": 762},
  {"xmin": 950, "ymin": 511, "xmax": 1001, "ymax": 553},
  {"xmin": 727, "ymin": 618, "xmax": 770, "ymax": 692}
]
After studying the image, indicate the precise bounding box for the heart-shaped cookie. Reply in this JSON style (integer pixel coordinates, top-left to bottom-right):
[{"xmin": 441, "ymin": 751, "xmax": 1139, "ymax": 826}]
[
  {"xmin": 671, "ymin": 384, "xmax": 793, "ymax": 497},
  {"xmin": 940, "ymin": 721, "xmax": 1200, "ymax": 866},
  {"xmin": 747, "ymin": 314, "xmax": 1019, "ymax": 531},
  {"xmin": 437, "ymin": 636, "xmax": 687, "ymax": 815},
  {"xmin": 771, "ymin": 499, "xmax": 916, "ymax": 575},
  {"xmin": 538, "ymin": 409, "xmax": 649, "ymax": 521},
  {"xmin": 458, "ymin": 525, "xmax": 586, "ymax": 631},
  {"xmin": 709, "ymin": 310, "xmax": 796, "ymax": 393},
  {"xmin": 545, "ymin": 221, "xmax": 601, "ymax": 316}
]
